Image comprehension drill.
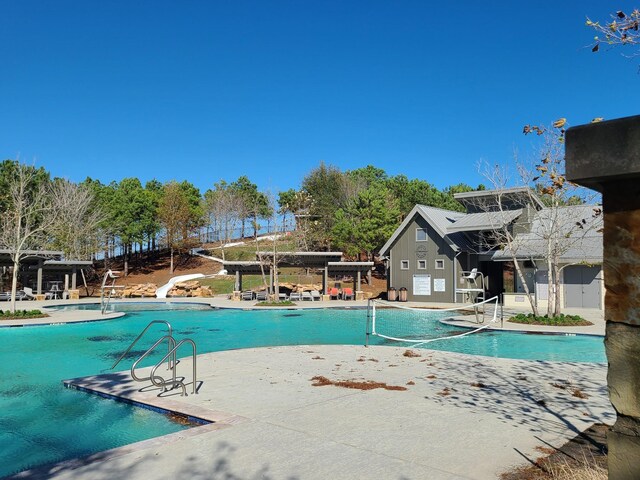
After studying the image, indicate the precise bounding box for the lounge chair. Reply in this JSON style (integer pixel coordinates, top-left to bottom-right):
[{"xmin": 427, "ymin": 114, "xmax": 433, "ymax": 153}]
[
  {"xmin": 0, "ymin": 292, "xmax": 10, "ymax": 301},
  {"xmin": 310, "ymin": 290, "xmax": 322, "ymax": 301},
  {"xmin": 289, "ymin": 292, "xmax": 302, "ymax": 301},
  {"xmin": 22, "ymin": 287, "xmax": 37, "ymax": 300},
  {"xmin": 255, "ymin": 291, "xmax": 268, "ymax": 301},
  {"xmin": 342, "ymin": 288, "xmax": 354, "ymax": 300},
  {"xmin": 329, "ymin": 287, "xmax": 340, "ymax": 300},
  {"xmin": 301, "ymin": 291, "xmax": 313, "ymax": 301},
  {"xmin": 241, "ymin": 290, "xmax": 255, "ymax": 301}
]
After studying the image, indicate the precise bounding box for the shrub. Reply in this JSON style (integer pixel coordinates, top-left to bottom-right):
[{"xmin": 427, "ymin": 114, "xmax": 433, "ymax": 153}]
[
  {"xmin": 255, "ymin": 300, "xmax": 296, "ymax": 307},
  {"xmin": 0, "ymin": 309, "xmax": 48, "ymax": 320},
  {"xmin": 508, "ymin": 313, "xmax": 592, "ymax": 326}
]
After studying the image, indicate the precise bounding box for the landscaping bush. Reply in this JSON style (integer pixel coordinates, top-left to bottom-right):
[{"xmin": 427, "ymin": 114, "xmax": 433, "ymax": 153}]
[
  {"xmin": 0, "ymin": 309, "xmax": 48, "ymax": 320},
  {"xmin": 255, "ymin": 300, "xmax": 296, "ymax": 307},
  {"xmin": 508, "ymin": 313, "xmax": 592, "ymax": 326}
]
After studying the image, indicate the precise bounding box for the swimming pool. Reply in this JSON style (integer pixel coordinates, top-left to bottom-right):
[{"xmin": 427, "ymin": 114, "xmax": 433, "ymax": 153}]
[{"xmin": 0, "ymin": 305, "xmax": 605, "ymax": 477}]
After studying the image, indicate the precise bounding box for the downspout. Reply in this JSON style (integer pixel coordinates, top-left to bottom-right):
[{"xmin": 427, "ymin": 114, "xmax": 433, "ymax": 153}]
[{"xmin": 453, "ymin": 251, "xmax": 462, "ymax": 303}]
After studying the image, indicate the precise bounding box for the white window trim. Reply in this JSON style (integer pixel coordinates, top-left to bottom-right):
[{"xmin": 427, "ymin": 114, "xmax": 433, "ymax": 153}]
[
  {"xmin": 435, "ymin": 259, "xmax": 445, "ymax": 270},
  {"xmin": 400, "ymin": 260, "xmax": 410, "ymax": 270},
  {"xmin": 416, "ymin": 228, "xmax": 428, "ymax": 242},
  {"xmin": 417, "ymin": 260, "xmax": 427, "ymax": 270}
]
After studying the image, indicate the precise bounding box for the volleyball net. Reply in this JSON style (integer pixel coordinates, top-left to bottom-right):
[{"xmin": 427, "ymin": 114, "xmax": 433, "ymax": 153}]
[{"xmin": 365, "ymin": 296, "xmax": 500, "ymax": 346}]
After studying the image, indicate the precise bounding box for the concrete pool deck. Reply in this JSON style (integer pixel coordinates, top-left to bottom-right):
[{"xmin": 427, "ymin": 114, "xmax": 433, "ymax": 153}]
[{"xmin": 20, "ymin": 344, "xmax": 612, "ymax": 480}]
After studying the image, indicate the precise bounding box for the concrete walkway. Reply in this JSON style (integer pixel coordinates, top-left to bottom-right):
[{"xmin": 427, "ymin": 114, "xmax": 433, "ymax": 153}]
[{"xmin": 17, "ymin": 345, "xmax": 613, "ymax": 480}]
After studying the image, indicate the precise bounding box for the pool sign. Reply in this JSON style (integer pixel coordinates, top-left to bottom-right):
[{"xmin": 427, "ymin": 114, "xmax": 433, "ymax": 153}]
[
  {"xmin": 433, "ymin": 278, "xmax": 445, "ymax": 292},
  {"xmin": 413, "ymin": 274, "xmax": 431, "ymax": 295}
]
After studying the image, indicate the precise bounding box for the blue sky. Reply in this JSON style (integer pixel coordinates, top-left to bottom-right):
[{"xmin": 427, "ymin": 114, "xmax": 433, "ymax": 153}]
[{"xmin": 1, "ymin": 1, "xmax": 638, "ymax": 195}]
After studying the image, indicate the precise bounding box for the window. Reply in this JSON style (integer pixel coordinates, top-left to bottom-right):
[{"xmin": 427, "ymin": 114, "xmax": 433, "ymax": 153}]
[
  {"xmin": 435, "ymin": 259, "xmax": 445, "ymax": 270},
  {"xmin": 416, "ymin": 228, "xmax": 428, "ymax": 242},
  {"xmin": 400, "ymin": 260, "xmax": 409, "ymax": 270},
  {"xmin": 417, "ymin": 260, "xmax": 427, "ymax": 269}
]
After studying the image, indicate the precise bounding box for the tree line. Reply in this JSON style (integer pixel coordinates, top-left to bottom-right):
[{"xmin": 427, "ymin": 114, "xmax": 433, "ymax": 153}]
[{"xmin": 0, "ymin": 158, "xmax": 484, "ymax": 279}]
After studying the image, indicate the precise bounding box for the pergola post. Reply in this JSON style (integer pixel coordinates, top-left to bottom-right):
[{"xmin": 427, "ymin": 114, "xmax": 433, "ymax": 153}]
[
  {"xmin": 71, "ymin": 267, "xmax": 77, "ymax": 290},
  {"xmin": 356, "ymin": 270, "xmax": 361, "ymax": 292},
  {"xmin": 235, "ymin": 270, "xmax": 241, "ymax": 292},
  {"xmin": 36, "ymin": 260, "xmax": 43, "ymax": 295},
  {"xmin": 323, "ymin": 266, "xmax": 328, "ymax": 294},
  {"xmin": 566, "ymin": 115, "xmax": 640, "ymax": 479}
]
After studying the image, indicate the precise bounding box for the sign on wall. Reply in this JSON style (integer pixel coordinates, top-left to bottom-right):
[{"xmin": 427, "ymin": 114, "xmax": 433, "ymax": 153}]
[
  {"xmin": 433, "ymin": 278, "xmax": 445, "ymax": 292},
  {"xmin": 413, "ymin": 274, "xmax": 431, "ymax": 295}
]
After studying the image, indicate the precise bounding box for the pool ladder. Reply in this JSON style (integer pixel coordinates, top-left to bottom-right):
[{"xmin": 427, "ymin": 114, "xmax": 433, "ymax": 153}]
[{"xmin": 111, "ymin": 320, "xmax": 198, "ymax": 396}]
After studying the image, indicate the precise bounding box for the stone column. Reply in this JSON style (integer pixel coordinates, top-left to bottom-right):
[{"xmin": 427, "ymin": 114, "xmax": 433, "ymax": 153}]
[{"xmin": 566, "ymin": 115, "xmax": 640, "ymax": 480}]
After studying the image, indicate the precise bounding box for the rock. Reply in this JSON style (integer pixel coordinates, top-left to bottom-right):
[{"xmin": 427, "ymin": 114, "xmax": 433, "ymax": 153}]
[
  {"xmin": 168, "ymin": 281, "xmax": 212, "ymax": 298},
  {"xmin": 123, "ymin": 283, "xmax": 158, "ymax": 298}
]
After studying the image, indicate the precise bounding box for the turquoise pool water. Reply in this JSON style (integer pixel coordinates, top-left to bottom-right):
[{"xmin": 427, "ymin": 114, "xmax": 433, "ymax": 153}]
[{"xmin": 0, "ymin": 304, "xmax": 605, "ymax": 477}]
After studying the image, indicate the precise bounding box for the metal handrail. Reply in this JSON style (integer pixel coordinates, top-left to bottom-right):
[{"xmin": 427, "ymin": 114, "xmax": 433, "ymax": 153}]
[
  {"xmin": 131, "ymin": 335, "xmax": 177, "ymax": 385},
  {"xmin": 150, "ymin": 339, "xmax": 198, "ymax": 396},
  {"xmin": 111, "ymin": 320, "xmax": 173, "ymax": 370}
]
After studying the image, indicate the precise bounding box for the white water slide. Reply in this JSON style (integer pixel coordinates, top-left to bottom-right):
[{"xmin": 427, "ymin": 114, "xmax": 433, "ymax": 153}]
[{"xmin": 156, "ymin": 273, "xmax": 205, "ymax": 299}]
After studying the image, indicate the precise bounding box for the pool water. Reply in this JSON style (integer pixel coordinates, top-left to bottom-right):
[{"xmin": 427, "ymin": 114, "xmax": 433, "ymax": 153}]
[{"xmin": 0, "ymin": 305, "xmax": 605, "ymax": 477}]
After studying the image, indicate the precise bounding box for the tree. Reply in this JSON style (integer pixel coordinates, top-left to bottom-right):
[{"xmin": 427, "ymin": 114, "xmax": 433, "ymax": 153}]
[
  {"xmin": 110, "ymin": 178, "xmax": 151, "ymax": 276},
  {"xmin": 158, "ymin": 181, "xmax": 194, "ymax": 274},
  {"xmin": 204, "ymin": 181, "xmax": 244, "ymax": 259},
  {"xmin": 50, "ymin": 179, "xmax": 105, "ymax": 260},
  {"xmin": 301, "ymin": 162, "xmax": 347, "ymax": 250},
  {"xmin": 587, "ymin": 9, "xmax": 640, "ymax": 55},
  {"xmin": 478, "ymin": 120, "xmax": 602, "ymax": 317},
  {"xmin": 277, "ymin": 188, "xmax": 298, "ymax": 231},
  {"xmin": 332, "ymin": 185, "xmax": 400, "ymax": 262},
  {"xmin": 0, "ymin": 161, "xmax": 57, "ymax": 312},
  {"xmin": 521, "ymin": 120, "xmax": 602, "ymax": 317}
]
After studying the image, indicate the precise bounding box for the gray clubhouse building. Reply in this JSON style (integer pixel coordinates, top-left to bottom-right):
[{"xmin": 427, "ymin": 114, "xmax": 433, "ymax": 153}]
[{"xmin": 379, "ymin": 187, "xmax": 603, "ymax": 309}]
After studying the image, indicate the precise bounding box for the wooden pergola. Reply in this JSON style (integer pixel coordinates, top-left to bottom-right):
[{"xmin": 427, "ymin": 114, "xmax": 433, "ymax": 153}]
[
  {"xmin": 223, "ymin": 252, "xmax": 373, "ymax": 298},
  {"xmin": 0, "ymin": 249, "xmax": 92, "ymax": 294}
]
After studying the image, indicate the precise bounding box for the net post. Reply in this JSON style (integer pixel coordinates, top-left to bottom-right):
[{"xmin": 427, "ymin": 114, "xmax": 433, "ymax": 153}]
[{"xmin": 365, "ymin": 299, "xmax": 371, "ymax": 347}]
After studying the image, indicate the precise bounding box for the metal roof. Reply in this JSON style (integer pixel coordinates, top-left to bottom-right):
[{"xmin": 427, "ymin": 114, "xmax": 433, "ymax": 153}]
[
  {"xmin": 453, "ymin": 187, "xmax": 545, "ymax": 210},
  {"xmin": 379, "ymin": 205, "xmax": 467, "ymax": 255},
  {"xmin": 446, "ymin": 209, "xmax": 523, "ymax": 233},
  {"xmin": 491, "ymin": 205, "xmax": 603, "ymax": 263}
]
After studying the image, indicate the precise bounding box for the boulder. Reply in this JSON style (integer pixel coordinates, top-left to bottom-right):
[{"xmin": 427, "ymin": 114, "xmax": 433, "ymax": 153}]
[
  {"xmin": 123, "ymin": 283, "xmax": 158, "ymax": 298},
  {"xmin": 168, "ymin": 281, "xmax": 213, "ymax": 298}
]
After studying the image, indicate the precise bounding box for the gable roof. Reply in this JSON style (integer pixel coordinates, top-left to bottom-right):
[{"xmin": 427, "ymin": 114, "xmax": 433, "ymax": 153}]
[{"xmin": 378, "ymin": 205, "xmax": 466, "ymax": 256}]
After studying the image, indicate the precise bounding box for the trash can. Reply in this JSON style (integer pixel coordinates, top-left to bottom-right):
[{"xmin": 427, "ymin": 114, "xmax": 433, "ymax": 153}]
[
  {"xmin": 387, "ymin": 287, "xmax": 397, "ymax": 301},
  {"xmin": 398, "ymin": 287, "xmax": 408, "ymax": 302}
]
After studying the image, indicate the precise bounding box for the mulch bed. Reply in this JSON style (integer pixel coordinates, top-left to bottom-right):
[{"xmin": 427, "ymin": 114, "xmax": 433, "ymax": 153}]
[{"xmin": 500, "ymin": 423, "xmax": 608, "ymax": 479}]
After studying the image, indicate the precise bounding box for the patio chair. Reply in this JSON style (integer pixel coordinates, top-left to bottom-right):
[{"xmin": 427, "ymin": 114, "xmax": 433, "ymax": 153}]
[
  {"xmin": 289, "ymin": 292, "xmax": 302, "ymax": 301},
  {"xmin": 22, "ymin": 287, "xmax": 37, "ymax": 300},
  {"xmin": 301, "ymin": 291, "xmax": 313, "ymax": 301},
  {"xmin": 329, "ymin": 287, "xmax": 340, "ymax": 300},
  {"xmin": 342, "ymin": 288, "xmax": 354, "ymax": 300},
  {"xmin": 255, "ymin": 291, "xmax": 268, "ymax": 301},
  {"xmin": 241, "ymin": 290, "xmax": 255, "ymax": 301},
  {"xmin": 310, "ymin": 290, "xmax": 322, "ymax": 301},
  {"xmin": 0, "ymin": 292, "xmax": 10, "ymax": 301}
]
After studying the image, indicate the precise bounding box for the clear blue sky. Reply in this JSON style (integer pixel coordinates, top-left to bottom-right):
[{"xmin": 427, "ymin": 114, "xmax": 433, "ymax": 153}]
[{"xmin": 2, "ymin": 1, "xmax": 638, "ymax": 195}]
